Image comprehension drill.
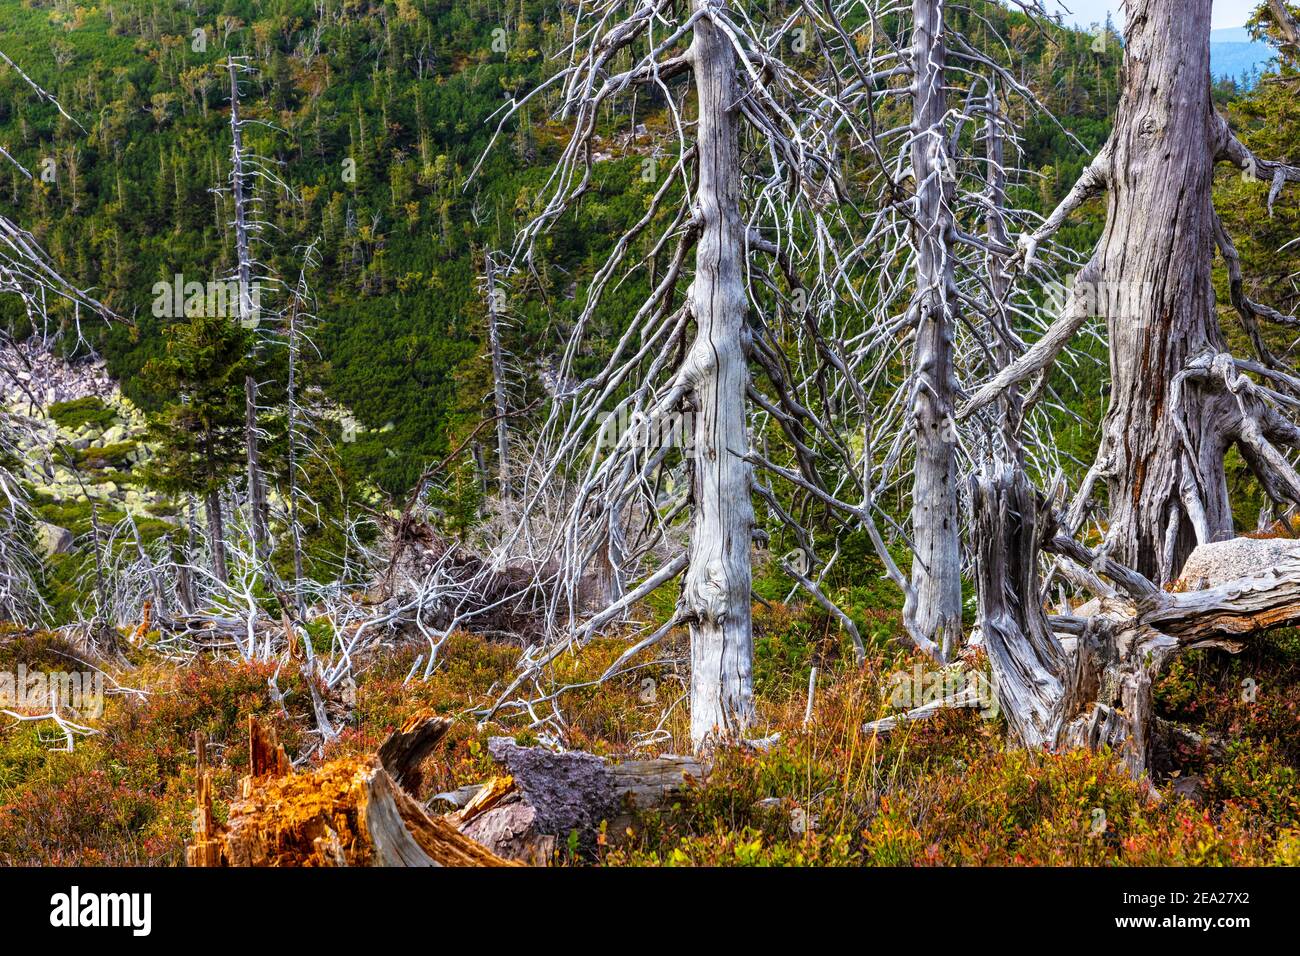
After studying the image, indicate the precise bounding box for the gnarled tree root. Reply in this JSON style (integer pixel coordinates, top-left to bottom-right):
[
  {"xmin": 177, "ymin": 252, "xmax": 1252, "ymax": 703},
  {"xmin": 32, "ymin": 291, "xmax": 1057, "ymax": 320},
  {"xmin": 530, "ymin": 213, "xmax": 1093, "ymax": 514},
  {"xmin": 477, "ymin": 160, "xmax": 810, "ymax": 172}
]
[{"xmin": 971, "ymin": 462, "xmax": 1300, "ymax": 779}]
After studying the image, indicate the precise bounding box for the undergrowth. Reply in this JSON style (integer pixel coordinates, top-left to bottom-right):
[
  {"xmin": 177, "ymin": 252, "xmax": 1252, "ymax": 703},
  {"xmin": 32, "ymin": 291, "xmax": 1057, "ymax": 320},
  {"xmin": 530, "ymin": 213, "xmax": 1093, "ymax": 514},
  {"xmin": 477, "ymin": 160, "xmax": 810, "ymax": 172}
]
[{"xmin": 0, "ymin": 603, "xmax": 1296, "ymax": 866}]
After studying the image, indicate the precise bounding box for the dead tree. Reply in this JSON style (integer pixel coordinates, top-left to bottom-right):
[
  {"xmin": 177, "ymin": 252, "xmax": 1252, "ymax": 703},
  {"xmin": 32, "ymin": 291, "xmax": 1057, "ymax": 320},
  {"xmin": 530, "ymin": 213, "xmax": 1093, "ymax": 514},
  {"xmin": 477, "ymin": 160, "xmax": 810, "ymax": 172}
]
[
  {"xmin": 0, "ymin": 422, "xmax": 45, "ymax": 625},
  {"xmin": 1264, "ymin": 0, "xmax": 1300, "ymax": 53},
  {"xmin": 224, "ymin": 56, "xmax": 282, "ymax": 565},
  {"xmin": 472, "ymin": 0, "xmax": 900, "ymax": 751},
  {"xmin": 850, "ymin": 0, "xmax": 1078, "ymax": 661},
  {"xmin": 282, "ymin": 240, "xmax": 326, "ymax": 619},
  {"xmin": 188, "ymin": 719, "xmax": 514, "ymax": 867},
  {"xmin": 962, "ymin": 0, "xmax": 1300, "ymax": 584},
  {"xmin": 481, "ymin": 250, "xmax": 514, "ymax": 498},
  {"xmin": 905, "ymin": 0, "xmax": 962, "ymax": 661},
  {"xmin": 933, "ymin": 0, "xmax": 1300, "ymax": 776},
  {"xmin": 966, "ymin": 461, "xmax": 1300, "ymax": 777}
]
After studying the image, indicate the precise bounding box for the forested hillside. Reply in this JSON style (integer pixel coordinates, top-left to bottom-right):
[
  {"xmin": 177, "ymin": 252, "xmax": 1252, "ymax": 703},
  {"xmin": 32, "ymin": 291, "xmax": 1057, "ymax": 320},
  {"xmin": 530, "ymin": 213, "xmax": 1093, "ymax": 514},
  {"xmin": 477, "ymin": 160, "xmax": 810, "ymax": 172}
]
[{"xmin": 0, "ymin": 0, "xmax": 1132, "ymax": 494}]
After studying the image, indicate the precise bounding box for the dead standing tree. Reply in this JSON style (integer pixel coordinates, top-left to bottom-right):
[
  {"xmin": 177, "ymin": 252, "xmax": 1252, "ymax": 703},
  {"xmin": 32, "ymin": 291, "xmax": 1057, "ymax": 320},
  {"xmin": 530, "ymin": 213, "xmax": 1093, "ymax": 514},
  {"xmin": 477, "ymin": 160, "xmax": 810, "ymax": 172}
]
[
  {"xmin": 222, "ymin": 55, "xmax": 289, "ymax": 567},
  {"xmin": 903, "ymin": 0, "xmax": 962, "ymax": 661},
  {"xmin": 848, "ymin": 0, "xmax": 1081, "ymax": 662},
  {"xmin": 951, "ymin": 0, "xmax": 1300, "ymax": 775},
  {"xmin": 963, "ymin": 0, "xmax": 1300, "ymax": 583},
  {"xmin": 472, "ymin": 0, "xmax": 895, "ymax": 751},
  {"xmin": 480, "ymin": 249, "xmax": 516, "ymax": 498}
]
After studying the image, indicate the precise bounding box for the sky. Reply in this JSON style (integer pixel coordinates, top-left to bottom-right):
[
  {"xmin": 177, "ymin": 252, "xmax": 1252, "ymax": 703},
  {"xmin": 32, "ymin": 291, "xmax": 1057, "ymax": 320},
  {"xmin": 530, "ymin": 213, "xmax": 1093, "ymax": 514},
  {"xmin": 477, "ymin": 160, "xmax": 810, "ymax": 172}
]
[{"xmin": 1038, "ymin": 0, "xmax": 1260, "ymax": 31}]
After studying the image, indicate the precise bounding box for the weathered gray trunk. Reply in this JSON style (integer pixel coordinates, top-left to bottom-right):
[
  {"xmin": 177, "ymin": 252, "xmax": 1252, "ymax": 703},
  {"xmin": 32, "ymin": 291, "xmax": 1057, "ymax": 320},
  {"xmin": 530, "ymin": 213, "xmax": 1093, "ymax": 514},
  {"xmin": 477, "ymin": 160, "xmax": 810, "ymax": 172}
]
[
  {"xmin": 285, "ymin": 299, "xmax": 306, "ymax": 617},
  {"xmin": 972, "ymin": 465, "xmax": 1206, "ymax": 777},
  {"xmin": 907, "ymin": 0, "xmax": 963, "ymax": 658},
  {"xmin": 683, "ymin": 1, "xmax": 755, "ymax": 751},
  {"xmin": 484, "ymin": 254, "xmax": 511, "ymax": 497},
  {"xmin": 970, "ymin": 465, "xmax": 1070, "ymax": 750},
  {"xmin": 945, "ymin": 0, "xmax": 1300, "ymax": 781},
  {"xmin": 243, "ymin": 373, "xmax": 269, "ymax": 560},
  {"xmin": 1268, "ymin": 0, "xmax": 1300, "ymax": 47},
  {"xmin": 228, "ymin": 57, "xmax": 270, "ymax": 561},
  {"xmin": 1095, "ymin": 0, "xmax": 1234, "ymax": 582}
]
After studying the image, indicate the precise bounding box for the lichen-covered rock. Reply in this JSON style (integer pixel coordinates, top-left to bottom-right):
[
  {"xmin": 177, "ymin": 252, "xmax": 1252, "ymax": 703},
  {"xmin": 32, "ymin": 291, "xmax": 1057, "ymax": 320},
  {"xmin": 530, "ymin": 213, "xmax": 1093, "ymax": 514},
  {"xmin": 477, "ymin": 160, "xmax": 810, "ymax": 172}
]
[
  {"xmin": 486, "ymin": 738, "xmax": 618, "ymax": 845},
  {"xmin": 1177, "ymin": 537, "xmax": 1300, "ymax": 591},
  {"xmin": 35, "ymin": 521, "xmax": 73, "ymax": 556}
]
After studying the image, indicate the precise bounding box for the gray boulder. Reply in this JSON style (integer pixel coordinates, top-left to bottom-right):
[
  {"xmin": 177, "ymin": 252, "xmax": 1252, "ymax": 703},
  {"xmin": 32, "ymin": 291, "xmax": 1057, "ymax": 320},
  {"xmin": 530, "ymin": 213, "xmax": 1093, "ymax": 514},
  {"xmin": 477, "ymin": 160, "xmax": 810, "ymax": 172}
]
[
  {"xmin": 101, "ymin": 424, "xmax": 128, "ymax": 445},
  {"xmin": 1177, "ymin": 537, "xmax": 1300, "ymax": 591},
  {"xmin": 36, "ymin": 521, "xmax": 74, "ymax": 557}
]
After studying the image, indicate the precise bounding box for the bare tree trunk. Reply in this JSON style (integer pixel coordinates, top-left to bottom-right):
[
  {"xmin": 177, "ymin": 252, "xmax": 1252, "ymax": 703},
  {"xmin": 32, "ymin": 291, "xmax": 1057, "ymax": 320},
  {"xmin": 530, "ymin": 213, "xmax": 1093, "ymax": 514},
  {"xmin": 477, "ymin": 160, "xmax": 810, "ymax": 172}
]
[
  {"xmin": 1267, "ymin": 0, "xmax": 1300, "ymax": 49},
  {"xmin": 907, "ymin": 0, "xmax": 963, "ymax": 658},
  {"xmin": 244, "ymin": 373, "xmax": 270, "ymax": 559},
  {"xmin": 1093, "ymin": 0, "xmax": 1234, "ymax": 583},
  {"xmin": 683, "ymin": 0, "xmax": 755, "ymax": 751},
  {"xmin": 228, "ymin": 57, "xmax": 270, "ymax": 561},
  {"xmin": 971, "ymin": 461, "xmax": 1162, "ymax": 775},
  {"xmin": 205, "ymin": 488, "xmax": 229, "ymax": 585},
  {"xmin": 484, "ymin": 253, "xmax": 511, "ymax": 498},
  {"xmin": 961, "ymin": 0, "xmax": 1300, "ymax": 581},
  {"xmin": 285, "ymin": 299, "xmax": 306, "ymax": 617},
  {"xmin": 972, "ymin": 464, "xmax": 1256, "ymax": 778},
  {"xmin": 970, "ymin": 465, "xmax": 1071, "ymax": 749}
]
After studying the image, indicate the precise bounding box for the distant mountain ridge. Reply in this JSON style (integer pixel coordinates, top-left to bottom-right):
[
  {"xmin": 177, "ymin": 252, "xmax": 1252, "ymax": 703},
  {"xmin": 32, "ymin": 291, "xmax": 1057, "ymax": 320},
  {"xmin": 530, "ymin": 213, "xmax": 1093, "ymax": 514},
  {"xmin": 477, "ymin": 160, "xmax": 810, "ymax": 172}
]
[{"xmin": 1211, "ymin": 26, "xmax": 1276, "ymax": 84}]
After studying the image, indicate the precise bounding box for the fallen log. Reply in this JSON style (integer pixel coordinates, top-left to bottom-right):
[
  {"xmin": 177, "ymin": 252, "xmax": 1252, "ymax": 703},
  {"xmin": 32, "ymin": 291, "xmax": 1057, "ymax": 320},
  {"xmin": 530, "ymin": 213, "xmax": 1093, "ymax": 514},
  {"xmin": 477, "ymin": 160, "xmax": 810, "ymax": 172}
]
[{"xmin": 188, "ymin": 714, "xmax": 704, "ymax": 866}]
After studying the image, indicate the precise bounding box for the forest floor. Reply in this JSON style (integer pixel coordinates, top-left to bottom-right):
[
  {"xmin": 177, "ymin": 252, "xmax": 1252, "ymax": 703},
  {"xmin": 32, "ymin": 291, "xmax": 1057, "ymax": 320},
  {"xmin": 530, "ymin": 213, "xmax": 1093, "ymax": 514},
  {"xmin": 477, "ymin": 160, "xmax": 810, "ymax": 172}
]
[{"xmin": 0, "ymin": 596, "xmax": 1297, "ymax": 866}]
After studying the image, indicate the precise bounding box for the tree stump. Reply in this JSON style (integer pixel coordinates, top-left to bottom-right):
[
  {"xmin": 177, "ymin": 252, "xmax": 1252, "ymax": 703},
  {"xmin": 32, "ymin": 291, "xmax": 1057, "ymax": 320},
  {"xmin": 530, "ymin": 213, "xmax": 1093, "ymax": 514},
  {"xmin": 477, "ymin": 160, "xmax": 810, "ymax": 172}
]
[{"xmin": 187, "ymin": 717, "xmax": 515, "ymax": 867}]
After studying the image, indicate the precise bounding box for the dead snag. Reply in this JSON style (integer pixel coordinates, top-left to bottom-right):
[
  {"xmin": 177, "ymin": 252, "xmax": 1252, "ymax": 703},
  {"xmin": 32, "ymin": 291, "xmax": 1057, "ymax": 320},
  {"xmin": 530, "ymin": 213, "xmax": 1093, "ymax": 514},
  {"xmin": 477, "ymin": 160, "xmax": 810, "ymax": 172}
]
[
  {"xmin": 967, "ymin": 465, "xmax": 1300, "ymax": 777},
  {"xmin": 245, "ymin": 715, "xmax": 290, "ymax": 790},
  {"xmin": 970, "ymin": 463, "xmax": 1072, "ymax": 750},
  {"xmin": 186, "ymin": 733, "xmax": 222, "ymax": 867}
]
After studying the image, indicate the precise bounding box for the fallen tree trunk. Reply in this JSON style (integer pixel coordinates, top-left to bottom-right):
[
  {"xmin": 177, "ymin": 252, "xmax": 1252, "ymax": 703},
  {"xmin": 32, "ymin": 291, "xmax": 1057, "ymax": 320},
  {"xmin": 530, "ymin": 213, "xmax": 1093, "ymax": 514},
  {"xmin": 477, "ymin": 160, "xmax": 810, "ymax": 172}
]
[
  {"xmin": 188, "ymin": 714, "xmax": 703, "ymax": 866},
  {"xmin": 377, "ymin": 710, "xmax": 452, "ymax": 795}
]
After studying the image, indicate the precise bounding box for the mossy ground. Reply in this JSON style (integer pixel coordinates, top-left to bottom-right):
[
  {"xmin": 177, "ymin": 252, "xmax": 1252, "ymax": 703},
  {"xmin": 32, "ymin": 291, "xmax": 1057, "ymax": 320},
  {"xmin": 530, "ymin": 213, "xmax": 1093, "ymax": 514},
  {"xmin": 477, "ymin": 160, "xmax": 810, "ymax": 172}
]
[{"xmin": 0, "ymin": 601, "xmax": 1296, "ymax": 866}]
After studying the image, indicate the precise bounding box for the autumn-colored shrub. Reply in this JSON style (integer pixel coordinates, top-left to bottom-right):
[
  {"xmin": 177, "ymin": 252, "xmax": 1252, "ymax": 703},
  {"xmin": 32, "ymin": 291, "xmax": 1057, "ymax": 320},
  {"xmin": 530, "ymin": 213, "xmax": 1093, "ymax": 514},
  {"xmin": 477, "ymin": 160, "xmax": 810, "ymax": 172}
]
[{"xmin": 0, "ymin": 600, "xmax": 1297, "ymax": 866}]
